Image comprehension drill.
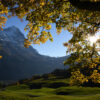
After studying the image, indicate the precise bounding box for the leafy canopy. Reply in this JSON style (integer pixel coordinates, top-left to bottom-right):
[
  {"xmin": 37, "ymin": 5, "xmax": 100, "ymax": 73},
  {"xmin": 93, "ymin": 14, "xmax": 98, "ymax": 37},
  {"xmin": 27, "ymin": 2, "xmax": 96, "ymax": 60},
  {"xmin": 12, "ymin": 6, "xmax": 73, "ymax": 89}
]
[
  {"xmin": 64, "ymin": 30, "xmax": 100, "ymax": 86},
  {"xmin": 0, "ymin": 0, "xmax": 99, "ymax": 48}
]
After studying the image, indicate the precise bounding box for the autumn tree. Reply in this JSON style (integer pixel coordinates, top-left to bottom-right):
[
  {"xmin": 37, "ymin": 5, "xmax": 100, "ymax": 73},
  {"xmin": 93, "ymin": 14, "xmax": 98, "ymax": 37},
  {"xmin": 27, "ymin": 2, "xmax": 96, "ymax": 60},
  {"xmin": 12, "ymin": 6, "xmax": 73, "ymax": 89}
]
[
  {"xmin": 64, "ymin": 34, "xmax": 100, "ymax": 86},
  {"xmin": 0, "ymin": 0, "xmax": 99, "ymax": 47}
]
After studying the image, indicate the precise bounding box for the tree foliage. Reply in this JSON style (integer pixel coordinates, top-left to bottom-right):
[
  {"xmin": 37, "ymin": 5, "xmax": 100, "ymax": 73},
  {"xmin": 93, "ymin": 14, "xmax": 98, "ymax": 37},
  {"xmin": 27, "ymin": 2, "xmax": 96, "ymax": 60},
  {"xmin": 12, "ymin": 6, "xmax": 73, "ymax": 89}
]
[
  {"xmin": 64, "ymin": 35, "xmax": 100, "ymax": 85},
  {"xmin": 0, "ymin": 0, "xmax": 99, "ymax": 47}
]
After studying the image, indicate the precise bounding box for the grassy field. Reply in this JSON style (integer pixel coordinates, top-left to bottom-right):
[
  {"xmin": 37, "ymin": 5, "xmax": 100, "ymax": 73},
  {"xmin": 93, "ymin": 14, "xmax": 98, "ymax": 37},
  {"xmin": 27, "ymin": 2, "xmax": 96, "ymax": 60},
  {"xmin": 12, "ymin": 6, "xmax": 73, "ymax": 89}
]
[
  {"xmin": 0, "ymin": 84, "xmax": 100, "ymax": 100},
  {"xmin": 0, "ymin": 73, "xmax": 100, "ymax": 100}
]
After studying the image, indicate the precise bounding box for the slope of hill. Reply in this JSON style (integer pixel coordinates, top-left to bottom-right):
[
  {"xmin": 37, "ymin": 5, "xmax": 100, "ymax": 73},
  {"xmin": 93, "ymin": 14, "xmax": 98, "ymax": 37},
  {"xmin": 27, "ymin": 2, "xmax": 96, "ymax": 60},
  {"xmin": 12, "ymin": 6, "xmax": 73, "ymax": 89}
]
[
  {"xmin": 1, "ymin": 68, "xmax": 100, "ymax": 100},
  {"xmin": 0, "ymin": 26, "xmax": 69, "ymax": 81}
]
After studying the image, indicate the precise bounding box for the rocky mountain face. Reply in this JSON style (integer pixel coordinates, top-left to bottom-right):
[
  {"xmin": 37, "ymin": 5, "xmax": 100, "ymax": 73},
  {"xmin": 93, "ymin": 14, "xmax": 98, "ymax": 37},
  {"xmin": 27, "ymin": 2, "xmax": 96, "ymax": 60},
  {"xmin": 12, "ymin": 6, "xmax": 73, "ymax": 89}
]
[{"xmin": 0, "ymin": 26, "xmax": 68, "ymax": 81}]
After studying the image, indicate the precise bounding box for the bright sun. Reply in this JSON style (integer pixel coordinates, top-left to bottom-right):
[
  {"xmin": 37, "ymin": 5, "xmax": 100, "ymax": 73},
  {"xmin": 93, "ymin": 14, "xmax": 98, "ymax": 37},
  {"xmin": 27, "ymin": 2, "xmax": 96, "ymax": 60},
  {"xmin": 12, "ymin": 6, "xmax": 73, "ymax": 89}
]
[
  {"xmin": 87, "ymin": 31, "xmax": 100, "ymax": 45},
  {"xmin": 88, "ymin": 35, "xmax": 98, "ymax": 45}
]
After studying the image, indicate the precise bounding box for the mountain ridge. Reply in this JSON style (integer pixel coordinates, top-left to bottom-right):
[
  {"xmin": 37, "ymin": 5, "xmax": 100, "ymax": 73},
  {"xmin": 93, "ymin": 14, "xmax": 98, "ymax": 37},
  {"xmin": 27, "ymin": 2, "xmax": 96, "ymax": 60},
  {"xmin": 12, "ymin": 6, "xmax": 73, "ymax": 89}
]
[{"xmin": 0, "ymin": 26, "xmax": 68, "ymax": 81}]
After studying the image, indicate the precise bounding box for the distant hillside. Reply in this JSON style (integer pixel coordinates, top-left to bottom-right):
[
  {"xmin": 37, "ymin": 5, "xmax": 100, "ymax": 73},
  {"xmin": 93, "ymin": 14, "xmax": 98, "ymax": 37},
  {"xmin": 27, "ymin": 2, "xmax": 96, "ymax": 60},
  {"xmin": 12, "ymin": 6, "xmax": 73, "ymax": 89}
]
[{"xmin": 0, "ymin": 26, "xmax": 69, "ymax": 81}]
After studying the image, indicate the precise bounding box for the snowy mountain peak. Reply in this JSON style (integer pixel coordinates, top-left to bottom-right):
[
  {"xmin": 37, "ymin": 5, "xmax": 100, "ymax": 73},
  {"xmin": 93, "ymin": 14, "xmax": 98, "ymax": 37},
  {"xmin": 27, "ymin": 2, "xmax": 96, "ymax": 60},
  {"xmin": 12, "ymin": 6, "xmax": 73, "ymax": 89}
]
[{"xmin": 0, "ymin": 26, "xmax": 25, "ymax": 43}]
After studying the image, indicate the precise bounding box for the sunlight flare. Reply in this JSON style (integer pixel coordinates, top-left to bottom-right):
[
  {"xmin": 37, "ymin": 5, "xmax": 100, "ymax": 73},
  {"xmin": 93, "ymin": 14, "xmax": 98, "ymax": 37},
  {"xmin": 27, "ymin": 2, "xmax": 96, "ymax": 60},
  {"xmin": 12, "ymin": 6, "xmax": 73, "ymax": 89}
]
[
  {"xmin": 87, "ymin": 30, "xmax": 100, "ymax": 45},
  {"xmin": 88, "ymin": 35, "xmax": 99, "ymax": 45}
]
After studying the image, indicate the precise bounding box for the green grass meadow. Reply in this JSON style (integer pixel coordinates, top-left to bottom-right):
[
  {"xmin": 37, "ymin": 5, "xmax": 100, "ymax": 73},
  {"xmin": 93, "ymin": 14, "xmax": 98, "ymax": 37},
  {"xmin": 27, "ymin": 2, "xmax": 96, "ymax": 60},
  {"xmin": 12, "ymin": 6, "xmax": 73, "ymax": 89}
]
[
  {"xmin": 0, "ymin": 84, "xmax": 100, "ymax": 100},
  {"xmin": 0, "ymin": 75, "xmax": 100, "ymax": 100}
]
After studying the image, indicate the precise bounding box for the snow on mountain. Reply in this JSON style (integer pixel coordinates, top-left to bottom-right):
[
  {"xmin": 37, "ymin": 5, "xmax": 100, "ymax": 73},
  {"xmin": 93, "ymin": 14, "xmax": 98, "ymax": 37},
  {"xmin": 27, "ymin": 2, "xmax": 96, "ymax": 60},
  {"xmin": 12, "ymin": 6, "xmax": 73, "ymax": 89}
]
[{"xmin": 0, "ymin": 26, "xmax": 24, "ymax": 44}]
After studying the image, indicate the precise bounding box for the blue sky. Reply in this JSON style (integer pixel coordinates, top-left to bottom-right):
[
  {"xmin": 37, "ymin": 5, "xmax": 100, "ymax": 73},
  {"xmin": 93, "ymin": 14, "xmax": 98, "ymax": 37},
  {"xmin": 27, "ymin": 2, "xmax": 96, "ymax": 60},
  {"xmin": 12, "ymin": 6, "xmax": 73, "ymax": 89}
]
[{"xmin": 5, "ymin": 16, "xmax": 72, "ymax": 57}]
